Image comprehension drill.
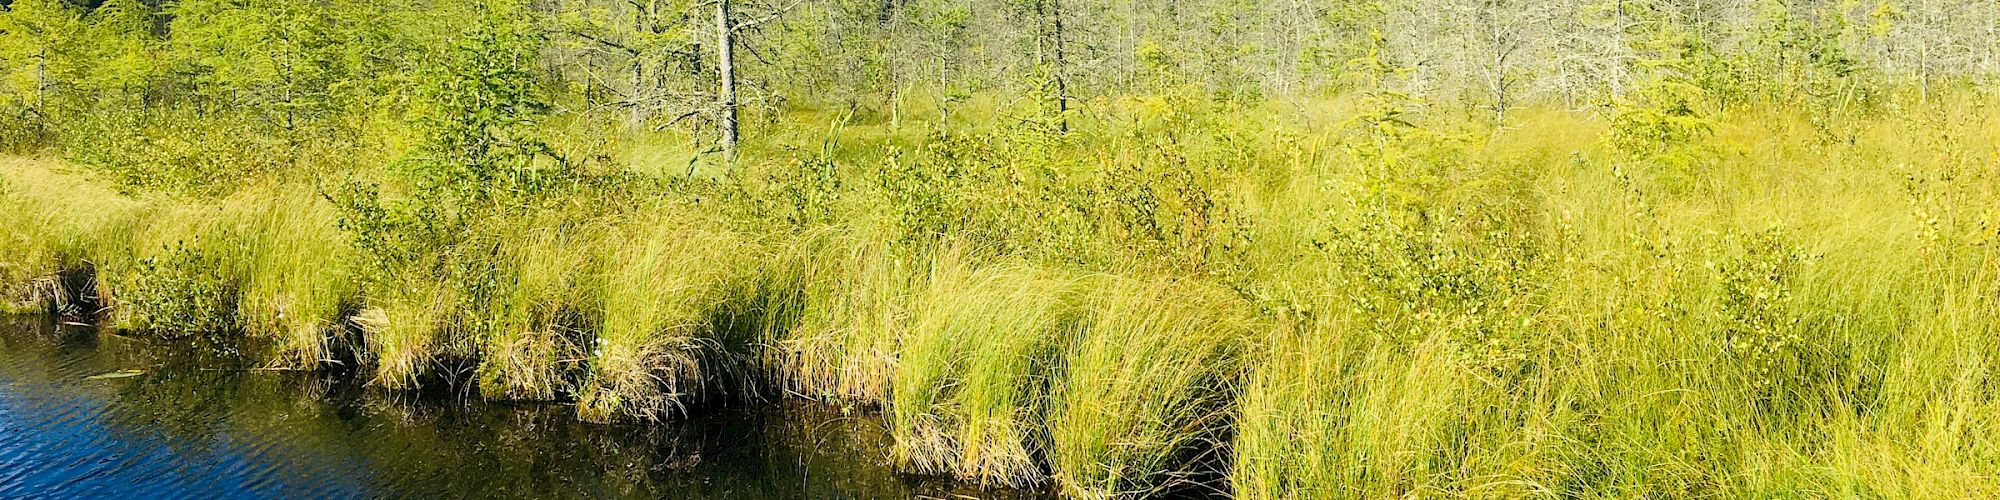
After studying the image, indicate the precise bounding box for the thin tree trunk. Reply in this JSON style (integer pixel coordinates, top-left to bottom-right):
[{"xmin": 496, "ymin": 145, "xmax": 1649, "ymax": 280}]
[
  {"xmin": 1051, "ymin": 0, "xmax": 1069, "ymax": 134},
  {"xmin": 35, "ymin": 47, "xmax": 49, "ymax": 114},
  {"xmin": 718, "ymin": 0, "xmax": 739, "ymax": 164},
  {"xmin": 629, "ymin": 4, "xmax": 646, "ymax": 130}
]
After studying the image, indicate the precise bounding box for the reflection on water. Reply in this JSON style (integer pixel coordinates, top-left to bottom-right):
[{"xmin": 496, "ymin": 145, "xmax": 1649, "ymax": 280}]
[{"xmin": 0, "ymin": 317, "xmax": 1051, "ymax": 499}]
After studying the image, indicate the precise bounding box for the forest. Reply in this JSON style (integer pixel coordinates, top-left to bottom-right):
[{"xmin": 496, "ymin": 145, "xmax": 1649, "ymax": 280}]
[{"xmin": 3, "ymin": 0, "xmax": 2000, "ymax": 497}]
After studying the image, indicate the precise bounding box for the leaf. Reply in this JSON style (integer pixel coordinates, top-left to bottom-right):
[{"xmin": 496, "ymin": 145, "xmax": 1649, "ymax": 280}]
[{"xmin": 84, "ymin": 370, "xmax": 145, "ymax": 381}]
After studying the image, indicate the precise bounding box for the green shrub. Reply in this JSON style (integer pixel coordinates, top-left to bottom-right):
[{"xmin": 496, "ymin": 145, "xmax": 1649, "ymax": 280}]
[{"xmin": 119, "ymin": 238, "xmax": 242, "ymax": 336}]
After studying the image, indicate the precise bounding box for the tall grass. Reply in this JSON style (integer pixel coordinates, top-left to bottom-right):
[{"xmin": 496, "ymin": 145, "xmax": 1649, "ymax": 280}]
[
  {"xmin": 356, "ymin": 278, "xmax": 464, "ymax": 390},
  {"xmin": 1227, "ymin": 101, "xmax": 2000, "ymax": 498},
  {"xmin": 0, "ymin": 159, "xmax": 146, "ymax": 315},
  {"xmin": 230, "ymin": 186, "xmax": 359, "ymax": 368},
  {"xmin": 477, "ymin": 218, "xmax": 603, "ymax": 400},
  {"xmin": 577, "ymin": 213, "xmax": 759, "ymax": 422},
  {"xmin": 767, "ymin": 229, "xmax": 914, "ymax": 406},
  {"xmin": 1048, "ymin": 278, "xmax": 1261, "ymax": 499},
  {"xmin": 6, "ymin": 94, "xmax": 2000, "ymax": 497},
  {"xmin": 889, "ymin": 253, "xmax": 1080, "ymax": 487}
]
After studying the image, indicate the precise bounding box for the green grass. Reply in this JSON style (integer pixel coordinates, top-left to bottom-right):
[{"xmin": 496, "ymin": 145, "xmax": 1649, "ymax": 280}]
[
  {"xmin": 889, "ymin": 252, "xmax": 1080, "ymax": 487},
  {"xmin": 355, "ymin": 277, "xmax": 462, "ymax": 390},
  {"xmin": 477, "ymin": 216, "xmax": 602, "ymax": 400},
  {"xmin": 0, "ymin": 158, "xmax": 147, "ymax": 314},
  {"xmin": 231, "ymin": 186, "xmax": 359, "ymax": 368},
  {"xmin": 5, "ymin": 94, "xmax": 2000, "ymax": 497},
  {"xmin": 1048, "ymin": 277, "xmax": 1261, "ymax": 499},
  {"xmin": 577, "ymin": 211, "xmax": 759, "ymax": 422},
  {"xmin": 767, "ymin": 229, "xmax": 915, "ymax": 407}
]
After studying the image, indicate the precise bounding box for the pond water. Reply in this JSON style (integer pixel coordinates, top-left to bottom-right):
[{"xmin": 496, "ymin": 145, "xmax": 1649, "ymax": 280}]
[{"xmin": 0, "ymin": 317, "xmax": 1052, "ymax": 499}]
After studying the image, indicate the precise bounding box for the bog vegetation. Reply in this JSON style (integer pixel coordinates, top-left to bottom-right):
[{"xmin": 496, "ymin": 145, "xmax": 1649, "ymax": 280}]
[{"xmin": 5, "ymin": 0, "xmax": 2000, "ymax": 497}]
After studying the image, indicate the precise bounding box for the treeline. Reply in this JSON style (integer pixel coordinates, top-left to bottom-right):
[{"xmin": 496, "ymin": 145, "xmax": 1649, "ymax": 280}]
[{"xmin": 3, "ymin": 0, "xmax": 1998, "ymax": 165}]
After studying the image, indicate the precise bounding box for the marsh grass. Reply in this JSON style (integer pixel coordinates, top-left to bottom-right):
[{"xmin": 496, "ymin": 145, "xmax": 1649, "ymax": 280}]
[
  {"xmin": 357, "ymin": 279, "xmax": 464, "ymax": 390},
  {"xmin": 6, "ymin": 93, "xmax": 2000, "ymax": 497},
  {"xmin": 768, "ymin": 230, "xmax": 914, "ymax": 407},
  {"xmin": 576, "ymin": 215, "xmax": 759, "ymax": 422},
  {"xmin": 889, "ymin": 252, "xmax": 1081, "ymax": 487},
  {"xmin": 1048, "ymin": 277, "xmax": 1261, "ymax": 499},
  {"xmin": 477, "ymin": 219, "xmax": 604, "ymax": 400},
  {"xmin": 230, "ymin": 187, "xmax": 360, "ymax": 368},
  {"xmin": 0, "ymin": 159, "xmax": 146, "ymax": 315}
]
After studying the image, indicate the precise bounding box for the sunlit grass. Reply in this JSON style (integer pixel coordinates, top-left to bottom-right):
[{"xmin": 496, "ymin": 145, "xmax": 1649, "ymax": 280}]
[
  {"xmin": 889, "ymin": 252, "xmax": 1080, "ymax": 487},
  {"xmin": 1048, "ymin": 277, "xmax": 1260, "ymax": 499},
  {"xmin": 4, "ymin": 94, "xmax": 2000, "ymax": 497},
  {"xmin": 577, "ymin": 211, "xmax": 757, "ymax": 422}
]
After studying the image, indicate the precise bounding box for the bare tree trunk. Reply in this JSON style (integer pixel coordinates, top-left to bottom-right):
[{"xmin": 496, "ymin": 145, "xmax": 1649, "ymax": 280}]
[
  {"xmin": 717, "ymin": 0, "xmax": 739, "ymax": 164},
  {"xmin": 881, "ymin": 0, "xmax": 903, "ymax": 131},
  {"xmin": 890, "ymin": 81, "xmax": 903, "ymax": 130},
  {"xmin": 629, "ymin": 2, "xmax": 648, "ymax": 130},
  {"xmin": 32, "ymin": 47, "xmax": 49, "ymax": 139},
  {"xmin": 629, "ymin": 58, "xmax": 646, "ymax": 129},
  {"xmin": 1050, "ymin": 0, "xmax": 1069, "ymax": 134}
]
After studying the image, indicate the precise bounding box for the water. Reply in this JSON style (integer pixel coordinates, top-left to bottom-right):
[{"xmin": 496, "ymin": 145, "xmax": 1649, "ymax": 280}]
[{"xmin": 0, "ymin": 317, "xmax": 1052, "ymax": 499}]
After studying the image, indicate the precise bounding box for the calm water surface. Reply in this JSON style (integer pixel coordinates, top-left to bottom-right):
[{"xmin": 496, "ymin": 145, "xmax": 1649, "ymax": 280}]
[{"xmin": 0, "ymin": 317, "xmax": 1052, "ymax": 499}]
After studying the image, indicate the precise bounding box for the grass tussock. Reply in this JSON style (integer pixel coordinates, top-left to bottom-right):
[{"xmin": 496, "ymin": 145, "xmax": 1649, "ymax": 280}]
[
  {"xmin": 767, "ymin": 230, "xmax": 914, "ymax": 407},
  {"xmin": 890, "ymin": 252, "xmax": 1080, "ymax": 487},
  {"xmin": 577, "ymin": 215, "xmax": 759, "ymax": 423},
  {"xmin": 0, "ymin": 159, "xmax": 145, "ymax": 315},
  {"xmin": 357, "ymin": 279, "xmax": 464, "ymax": 390},
  {"xmin": 477, "ymin": 220, "xmax": 604, "ymax": 400},
  {"xmin": 1049, "ymin": 277, "xmax": 1261, "ymax": 499},
  {"xmin": 230, "ymin": 187, "xmax": 359, "ymax": 368}
]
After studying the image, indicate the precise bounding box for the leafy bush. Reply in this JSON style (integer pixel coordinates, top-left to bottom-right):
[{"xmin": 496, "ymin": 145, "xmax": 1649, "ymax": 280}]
[{"xmin": 120, "ymin": 239, "xmax": 241, "ymax": 336}]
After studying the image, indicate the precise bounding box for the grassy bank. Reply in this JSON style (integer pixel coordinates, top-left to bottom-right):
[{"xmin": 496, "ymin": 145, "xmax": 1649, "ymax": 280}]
[{"xmin": 5, "ymin": 95, "xmax": 2000, "ymax": 497}]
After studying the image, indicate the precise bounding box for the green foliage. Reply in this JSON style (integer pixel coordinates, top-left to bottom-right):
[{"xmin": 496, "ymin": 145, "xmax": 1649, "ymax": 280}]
[
  {"xmin": 64, "ymin": 112, "xmax": 286, "ymax": 196},
  {"xmin": 1049, "ymin": 278, "xmax": 1258, "ymax": 499},
  {"xmin": 1611, "ymin": 48, "xmax": 1719, "ymax": 176},
  {"xmin": 0, "ymin": 0, "xmax": 81, "ymax": 145},
  {"xmin": 397, "ymin": 2, "xmax": 552, "ymax": 205},
  {"xmin": 335, "ymin": 0, "xmax": 562, "ymax": 302},
  {"xmin": 71, "ymin": 0, "xmax": 162, "ymax": 107},
  {"xmin": 889, "ymin": 259, "xmax": 1078, "ymax": 487},
  {"xmin": 121, "ymin": 238, "xmax": 242, "ymax": 336},
  {"xmin": 767, "ymin": 155, "xmax": 843, "ymax": 227},
  {"xmin": 7, "ymin": 1, "xmax": 2000, "ymax": 498},
  {"xmin": 1709, "ymin": 227, "xmax": 1857, "ymax": 419}
]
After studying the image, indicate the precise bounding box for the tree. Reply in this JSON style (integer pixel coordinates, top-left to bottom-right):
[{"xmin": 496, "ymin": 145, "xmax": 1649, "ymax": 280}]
[
  {"xmin": 714, "ymin": 0, "xmax": 797, "ymax": 161},
  {"xmin": 549, "ymin": 0, "xmax": 794, "ymax": 166},
  {"xmin": 168, "ymin": 0, "xmax": 345, "ymax": 145},
  {"xmin": 79, "ymin": 0, "xmax": 162, "ymax": 108},
  {"xmin": 0, "ymin": 0, "xmax": 83, "ymax": 122},
  {"xmin": 718, "ymin": 0, "xmax": 738, "ymax": 159}
]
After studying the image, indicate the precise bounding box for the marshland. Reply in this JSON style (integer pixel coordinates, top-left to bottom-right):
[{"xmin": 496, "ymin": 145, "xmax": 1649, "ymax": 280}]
[{"xmin": 4, "ymin": 0, "xmax": 2000, "ymax": 498}]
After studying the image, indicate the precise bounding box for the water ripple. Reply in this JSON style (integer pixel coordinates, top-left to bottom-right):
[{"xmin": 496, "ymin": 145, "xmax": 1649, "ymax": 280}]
[{"xmin": 0, "ymin": 318, "xmax": 1052, "ymax": 499}]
